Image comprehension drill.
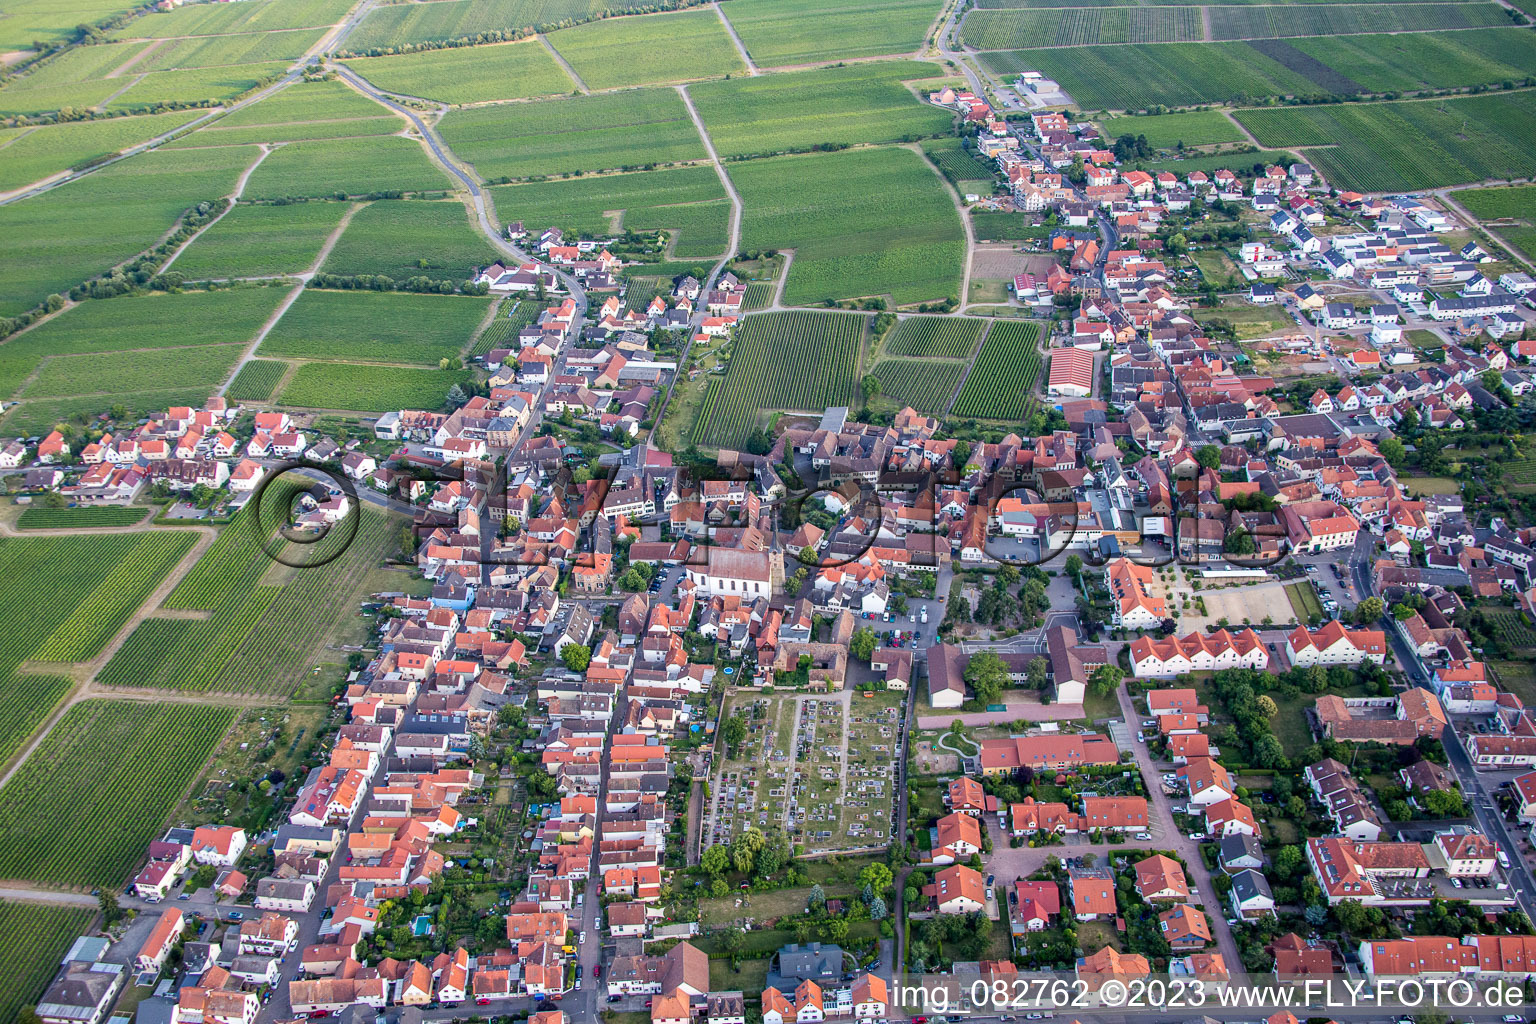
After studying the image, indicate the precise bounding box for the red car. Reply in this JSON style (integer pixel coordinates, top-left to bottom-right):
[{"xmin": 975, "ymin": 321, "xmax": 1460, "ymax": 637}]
[
  {"xmin": 309, "ymin": 1014, "xmax": 330, "ymax": 1020},
  {"xmin": 476, "ymin": 999, "xmax": 492, "ymax": 1006},
  {"xmin": 593, "ymin": 966, "xmax": 602, "ymax": 979}
]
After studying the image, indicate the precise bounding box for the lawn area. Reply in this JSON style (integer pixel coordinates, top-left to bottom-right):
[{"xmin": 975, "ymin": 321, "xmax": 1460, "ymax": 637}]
[
  {"xmin": 344, "ymin": 37, "xmax": 576, "ymax": 104},
  {"xmin": 1269, "ymin": 692, "xmax": 1317, "ymax": 758},
  {"xmin": 1407, "ymin": 329, "xmax": 1445, "ymax": 350},
  {"xmin": 1283, "ymin": 581, "xmax": 1324, "ymax": 622},
  {"xmin": 1493, "ymin": 661, "xmax": 1536, "ymax": 708},
  {"xmin": 1076, "ymin": 919, "xmax": 1121, "ymax": 953},
  {"xmin": 545, "ymin": 8, "xmax": 745, "ymax": 89},
  {"xmin": 710, "ymin": 957, "xmax": 770, "ymax": 995},
  {"xmin": 1402, "ymin": 475, "xmax": 1462, "ymax": 497},
  {"xmin": 1082, "ymin": 686, "xmax": 1120, "ymax": 723},
  {"xmin": 1204, "ymin": 298, "xmax": 1293, "ymax": 340}
]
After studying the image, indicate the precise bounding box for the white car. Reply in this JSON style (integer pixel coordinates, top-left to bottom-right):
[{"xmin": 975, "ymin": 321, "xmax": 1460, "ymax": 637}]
[
  {"xmin": 1187, "ymin": 832, "xmax": 1206, "ymax": 841},
  {"xmin": 580, "ymin": 931, "xmax": 587, "ymax": 945}
]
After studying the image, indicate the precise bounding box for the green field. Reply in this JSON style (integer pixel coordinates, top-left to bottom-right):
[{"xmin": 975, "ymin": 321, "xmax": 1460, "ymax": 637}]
[
  {"xmin": 1207, "ymin": 2, "xmax": 1508, "ymax": 39},
  {"xmin": 16, "ymin": 506, "xmax": 148, "ymax": 529},
  {"xmin": 20, "ymin": 343, "xmax": 240, "ymax": 403},
  {"xmin": 0, "ymin": 903, "xmax": 97, "ymax": 1024},
  {"xmin": 0, "ymin": 111, "xmax": 203, "ymax": 194},
  {"xmin": 242, "ymin": 136, "xmax": 451, "ymax": 201},
  {"xmin": 883, "ymin": 315, "xmax": 984, "ymax": 357},
  {"xmin": 0, "ymin": 288, "xmax": 288, "ymax": 402},
  {"xmin": 1285, "ymin": 581, "xmax": 1325, "ymax": 621},
  {"xmin": 920, "ymin": 137, "xmax": 999, "ymax": 186},
  {"xmin": 111, "ymin": 0, "xmax": 356, "ymax": 38},
  {"xmin": 226, "ymin": 358, "xmax": 290, "ymax": 402},
  {"xmin": 262, "ymin": 289, "xmax": 491, "ymax": 365},
  {"xmin": 106, "ymin": 62, "xmax": 289, "ymax": 112},
  {"xmin": 545, "ymin": 8, "xmax": 745, "ymax": 89},
  {"xmin": 1098, "ymin": 110, "xmax": 1246, "ymax": 149},
  {"xmin": 690, "ymin": 61, "xmax": 953, "ymax": 158},
  {"xmin": 0, "ymin": 0, "xmax": 143, "ymax": 48},
  {"xmin": 0, "ymin": 144, "xmax": 259, "ymax": 317},
  {"xmin": 279, "ymin": 361, "xmax": 476, "ymax": 411},
  {"xmin": 961, "ymin": 7, "xmax": 1203, "ymax": 48},
  {"xmin": 693, "ymin": 310, "xmax": 863, "ymax": 448},
  {"xmin": 471, "ymin": 298, "xmax": 545, "ymax": 356},
  {"xmin": 0, "ymin": 700, "xmax": 234, "ymax": 886},
  {"xmin": 320, "ymin": 199, "xmax": 497, "ymax": 280},
  {"xmin": 489, "ymin": 166, "xmax": 730, "ymax": 261},
  {"xmin": 866, "ymin": 357, "xmax": 966, "ymax": 414},
  {"xmin": 439, "ymin": 88, "xmax": 707, "ymax": 180},
  {"xmin": 1455, "ymin": 184, "xmax": 1536, "ymax": 263},
  {"xmin": 170, "ymin": 78, "xmax": 404, "ymax": 146},
  {"xmin": 345, "ymin": 37, "xmax": 576, "ymax": 104},
  {"xmin": 721, "ymin": 0, "xmax": 944, "ymax": 65},
  {"xmin": 173, "ymin": 201, "xmax": 351, "ymax": 279},
  {"xmin": 951, "ymin": 320, "xmax": 1043, "ymax": 420},
  {"xmin": 136, "ymin": 27, "xmax": 325, "ymax": 70},
  {"xmin": 0, "ymin": 41, "xmax": 150, "ymax": 116},
  {"xmin": 729, "ymin": 147, "xmax": 965, "ymax": 306},
  {"xmin": 1309, "ymin": 27, "xmax": 1536, "ymax": 93},
  {"xmin": 342, "ymin": 0, "xmax": 636, "ymax": 51},
  {"xmin": 1236, "ymin": 93, "xmax": 1536, "ymax": 192}
]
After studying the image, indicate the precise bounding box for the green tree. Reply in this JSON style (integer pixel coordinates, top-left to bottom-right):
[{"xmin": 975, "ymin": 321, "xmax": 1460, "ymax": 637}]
[
  {"xmin": 965, "ymin": 651, "xmax": 1009, "ymax": 706},
  {"xmin": 1064, "ymin": 554, "xmax": 1083, "ymax": 577},
  {"xmin": 1353, "ymin": 596, "xmax": 1384, "ymax": 625},
  {"xmin": 1025, "ymin": 655, "xmax": 1049, "ymax": 692},
  {"xmin": 98, "ymin": 891, "xmax": 123, "ymax": 927},
  {"xmin": 560, "ymin": 643, "xmax": 591, "ymax": 672},
  {"xmin": 862, "ymin": 374, "xmax": 881, "ymax": 400},
  {"xmin": 850, "ymin": 627, "xmax": 877, "ymax": 662},
  {"xmin": 721, "ymin": 714, "xmax": 747, "ymax": 756},
  {"xmin": 860, "ymin": 862, "xmax": 893, "ymax": 895},
  {"xmin": 1088, "ymin": 664, "xmax": 1122, "ymax": 698},
  {"xmin": 1256, "ymin": 695, "xmax": 1278, "ymax": 717},
  {"xmin": 1378, "ymin": 436, "xmax": 1407, "ymax": 466},
  {"xmin": 702, "ymin": 844, "xmax": 730, "ymax": 877},
  {"xmin": 1196, "ymin": 444, "xmax": 1221, "ymax": 470}
]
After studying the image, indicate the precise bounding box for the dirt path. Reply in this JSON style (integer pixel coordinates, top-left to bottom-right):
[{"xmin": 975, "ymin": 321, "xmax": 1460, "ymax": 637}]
[
  {"xmin": 907, "ymin": 142, "xmax": 973, "ymax": 309},
  {"xmin": 1201, "ymin": 6, "xmax": 1213, "ymax": 41},
  {"xmin": 106, "ymin": 38, "xmax": 163, "ymax": 78},
  {"xmin": 539, "ymin": 33, "xmax": 589, "ymax": 93},
  {"xmin": 159, "ymin": 143, "xmax": 272, "ymax": 274},
  {"xmin": 769, "ymin": 249, "xmax": 795, "ymax": 310},
  {"xmin": 677, "ymin": 84, "xmax": 743, "ymax": 279},
  {"xmin": 714, "ymin": 2, "xmax": 758, "ymax": 76}
]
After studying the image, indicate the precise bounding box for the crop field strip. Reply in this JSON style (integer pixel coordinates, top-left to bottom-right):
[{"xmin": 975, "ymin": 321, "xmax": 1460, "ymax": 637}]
[
  {"xmin": 883, "ymin": 315, "xmax": 985, "ymax": 358},
  {"xmin": 1, "ymin": 0, "xmax": 145, "ymax": 49},
  {"xmin": 165, "ymin": 78, "xmax": 406, "ymax": 147},
  {"xmin": 741, "ymin": 281, "xmax": 776, "ymax": 311},
  {"xmin": 279, "ymin": 362, "xmax": 478, "ymax": 412},
  {"xmin": 488, "ymin": 166, "xmax": 731, "ymax": 262},
  {"xmin": 951, "ymin": 320, "xmax": 1043, "ymax": 421},
  {"xmin": 867, "ymin": 358, "xmax": 968, "ymax": 414},
  {"xmin": 1235, "ymin": 92, "xmax": 1536, "ymax": 191},
  {"xmin": 0, "ymin": 144, "xmax": 261, "ymax": 318},
  {"xmin": 961, "ymin": 7, "xmax": 1203, "ymax": 47},
  {"xmin": 472, "ymin": 299, "xmax": 546, "ymax": 356},
  {"xmin": 439, "ymin": 88, "xmax": 707, "ymax": 180},
  {"xmin": 921, "ymin": 137, "xmax": 1002, "ymax": 186},
  {"xmin": 319, "ymin": 199, "xmax": 498, "ymax": 281},
  {"xmin": 172, "ymin": 201, "xmax": 352, "ymax": 280},
  {"xmin": 0, "ymin": 903, "xmax": 97, "ymax": 1024},
  {"xmin": 693, "ymin": 310, "xmax": 863, "ymax": 449},
  {"xmin": 108, "ymin": 0, "xmax": 357, "ymax": 38},
  {"xmin": 0, "ymin": 110, "xmax": 204, "ymax": 194},
  {"xmin": 1098, "ymin": 110, "xmax": 1246, "ymax": 148},
  {"xmin": 542, "ymin": 8, "xmax": 747, "ymax": 89},
  {"xmin": 343, "ymin": 38, "xmax": 577, "ymax": 105},
  {"xmin": 20, "ymin": 343, "xmax": 245, "ymax": 403},
  {"xmin": 16, "ymin": 506, "xmax": 148, "ymax": 529},
  {"xmin": 689, "ymin": 61, "xmax": 954, "ymax": 158},
  {"xmin": 106, "ymin": 62, "xmax": 291, "ymax": 113},
  {"xmin": 130, "ymin": 27, "xmax": 326, "ymax": 71},
  {"xmin": 241, "ymin": 136, "xmax": 454, "ymax": 201},
  {"xmin": 0, "ymin": 700, "xmax": 235, "ymax": 887},
  {"xmin": 718, "ymin": 0, "xmax": 946, "ymax": 65},
  {"xmin": 1454, "ymin": 185, "xmax": 1536, "ymax": 263},
  {"xmin": 341, "ymin": 0, "xmax": 663, "ymax": 51},
  {"xmin": 728, "ymin": 147, "xmax": 966, "ymax": 306},
  {"xmin": 226, "ymin": 358, "xmax": 290, "ymax": 403},
  {"xmin": 261, "ymin": 289, "xmax": 493, "ymax": 366}
]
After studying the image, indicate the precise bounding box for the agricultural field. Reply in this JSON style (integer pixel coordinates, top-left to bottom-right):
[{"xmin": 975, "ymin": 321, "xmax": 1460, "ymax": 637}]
[
  {"xmin": 951, "ymin": 320, "xmax": 1043, "ymax": 421},
  {"xmin": 279, "ymin": 361, "xmax": 476, "ymax": 411},
  {"xmin": 170, "ymin": 78, "xmax": 404, "ymax": 146},
  {"xmin": 961, "ymin": 7, "xmax": 1203, "ymax": 48},
  {"xmin": 20, "ymin": 343, "xmax": 244, "ymax": 401},
  {"xmin": 729, "ymin": 147, "xmax": 965, "ymax": 306},
  {"xmin": 344, "ymin": 38, "xmax": 576, "ymax": 105},
  {"xmin": 110, "ymin": 0, "xmax": 356, "ymax": 38},
  {"xmin": 1136, "ymin": 147, "xmax": 1293, "ymax": 175},
  {"xmin": 1207, "ymin": 2, "xmax": 1507, "ymax": 39},
  {"xmin": 920, "ymin": 137, "xmax": 999, "ymax": 187},
  {"xmin": 1098, "ymin": 110, "xmax": 1246, "ymax": 149},
  {"xmin": 471, "ymin": 298, "xmax": 544, "ymax": 356},
  {"xmin": 545, "ymin": 8, "xmax": 745, "ymax": 89},
  {"xmin": 226, "ymin": 358, "xmax": 289, "ymax": 402},
  {"xmin": 16, "ymin": 506, "xmax": 148, "ymax": 529},
  {"xmin": 741, "ymin": 281, "xmax": 776, "ymax": 311},
  {"xmin": 342, "ymin": 0, "xmax": 625, "ymax": 51},
  {"xmin": 0, "ymin": 287, "xmax": 288, "ymax": 401},
  {"xmin": 0, "ymin": 143, "xmax": 260, "ymax": 317},
  {"xmin": 0, "ymin": 700, "xmax": 234, "ymax": 887},
  {"xmin": 439, "ymin": 88, "xmax": 706, "ymax": 180},
  {"xmin": 172, "ymin": 201, "xmax": 351, "ymax": 279},
  {"xmin": 0, "ymin": 110, "xmax": 203, "ymax": 194},
  {"xmin": 242, "ymin": 136, "xmax": 452, "ymax": 201},
  {"xmin": 105, "ymin": 62, "xmax": 289, "ymax": 112},
  {"xmin": 1455, "ymin": 184, "xmax": 1536, "ymax": 263},
  {"xmin": 489, "ymin": 166, "xmax": 730, "ymax": 261},
  {"xmin": 320, "ymin": 199, "xmax": 496, "ymax": 280},
  {"xmin": 0, "ymin": 0, "xmax": 141, "ymax": 48},
  {"xmin": 0, "ymin": 903, "xmax": 97, "ymax": 1024},
  {"xmin": 1295, "ymin": 28, "xmax": 1536, "ymax": 94},
  {"xmin": 883, "ymin": 315, "xmax": 984, "ymax": 358},
  {"xmin": 134, "ymin": 27, "xmax": 325, "ymax": 71},
  {"xmin": 1236, "ymin": 93, "xmax": 1536, "ymax": 192},
  {"xmin": 261, "ymin": 289, "xmax": 491, "ymax": 365},
  {"xmin": 866, "ymin": 358, "xmax": 966, "ymax": 414},
  {"xmin": 0, "ymin": 39, "xmax": 152, "ymax": 102},
  {"xmin": 690, "ymin": 61, "xmax": 952, "ymax": 158},
  {"xmin": 720, "ymin": 0, "xmax": 944, "ymax": 65},
  {"xmin": 692, "ymin": 310, "xmax": 863, "ymax": 449}
]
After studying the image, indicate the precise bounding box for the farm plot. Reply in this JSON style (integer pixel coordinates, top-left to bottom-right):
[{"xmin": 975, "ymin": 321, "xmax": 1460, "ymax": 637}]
[
  {"xmin": 16, "ymin": 506, "xmax": 148, "ymax": 529},
  {"xmin": 729, "ymin": 147, "xmax": 965, "ymax": 306},
  {"xmin": 279, "ymin": 361, "xmax": 476, "ymax": 411},
  {"xmin": 1454, "ymin": 184, "xmax": 1536, "ymax": 262},
  {"xmin": 342, "ymin": 0, "xmax": 622, "ymax": 51},
  {"xmin": 0, "ymin": 39, "xmax": 152, "ymax": 91},
  {"xmin": 867, "ymin": 358, "xmax": 966, "ymax": 414},
  {"xmin": 741, "ymin": 281, "xmax": 775, "ymax": 311},
  {"xmin": 1236, "ymin": 93, "xmax": 1536, "ymax": 192},
  {"xmin": 0, "ymin": 903, "xmax": 96, "ymax": 1024},
  {"xmin": 961, "ymin": 7, "xmax": 1202, "ymax": 48},
  {"xmin": 544, "ymin": 8, "xmax": 745, "ymax": 89},
  {"xmin": 0, "ymin": 700, "xmax": 234, "ymax": 886},
  {"xmin": 489, "ymin": 166, "xmax": 730, "ymax": 261},
  {"xmin": 692, "ymin": 310, "xmax": 863, "ymax": 449},
  {"xmin": 262, "ymin": 289, "xmax": 491, "ymax": 365},
  {"xmin": 1291, "ymin": 29, "xmax": 1536, "ymax": 94},
  {"xmin": 0, "ymin": 110, "xmax": 203, "ymax": 194},
  {"xmin": 344, "ymin": 38, "xmax": 576, "ymax": 105},
  {"xmin": 439, "ymin": 88, "xmax": 705, "ymax": 180},
  {"xmin": 20, "ymin": 343, "xmax": 243, "ymax": 400},
  {"xmin": 1208, "ymin": 2, "xmax": 1507, "ymax": 39},
  {"xmin": 173, "ymin": 201, "xmax": 351, "ymax": 279},
  {"xmin": 0, "ymin": 144, "xmax": 259, "ymax": 317},
  {"xmin": 320, "ymin": 199, "xmax": 496, "ymax": 281},
  {"xmin": 720, "ymin": 0, "xmax": 944, "ymax": 65},
  {"xmin": 1098, "ymin": 110, "xmax": 1245, "ymax": 149},
  {"xmin": 110, "ymin": 0, "xmax": 356, "ymax": 38},
  {"xmin": 0, "ymin": 0, "xmax": 144, "ymax": 49},
  {"xmin": 978, "ymin": 43, "xmax": 1317, "ymax": 109},
  {"xmin": 951, "ymin": 319, "xmax": 1042, "ymax": 421},
  {"xmin": 226, "ymin": 358, "xmax": 289, "ymax": 402},
  {"xmin": 242, "ymin": 136, "xmax": 451, "ymax": 200},
  {"xmin": 136, "ymin": 27, "xmax": 324, "ymax": 70},
  {"xmin": 920, "ymin": 137, "xmax": 999, "ymax": 186},
  {"xmin": 690, "ymin": 61, "xmax": 952, "ymax": 158},
  {"xmin": 171, "ymin": 78, "xmax": 404, "ymax": 146},
  {"xmin": 883, "ymin": 315, "xmax": 984, "ymax": 358},
  {"xmin": 106, "ymin": 62, "xmax": 289, "ymax": 112},
  {"xmin": 0, "ymin": 287, "xmax": 287, "ymax": 401},
  {"xmin": 471, "ymin": 298, "xmax": 544, "ymax": 356}
]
